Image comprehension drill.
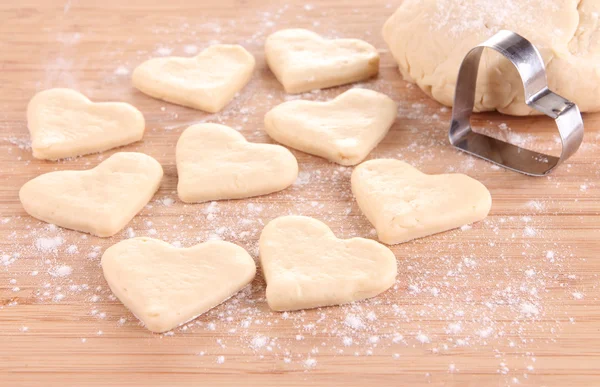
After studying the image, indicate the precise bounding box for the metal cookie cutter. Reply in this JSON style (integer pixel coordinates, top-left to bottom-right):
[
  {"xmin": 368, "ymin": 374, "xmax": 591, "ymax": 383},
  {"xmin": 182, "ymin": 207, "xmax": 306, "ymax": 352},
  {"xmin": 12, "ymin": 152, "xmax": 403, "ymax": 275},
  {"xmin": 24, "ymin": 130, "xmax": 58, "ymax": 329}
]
[{"xmin": 449, "ymin": 30, "xmax": 584, "ymax": 176}]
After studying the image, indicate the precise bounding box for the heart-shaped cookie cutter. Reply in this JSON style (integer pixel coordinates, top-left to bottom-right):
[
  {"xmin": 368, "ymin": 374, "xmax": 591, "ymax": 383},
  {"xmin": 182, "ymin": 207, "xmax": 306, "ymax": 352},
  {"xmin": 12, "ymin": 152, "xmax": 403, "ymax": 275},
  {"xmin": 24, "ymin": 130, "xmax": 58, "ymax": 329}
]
[{"xmin": 449, "ymin": 30, "xmax": 584, "ymax": 176}]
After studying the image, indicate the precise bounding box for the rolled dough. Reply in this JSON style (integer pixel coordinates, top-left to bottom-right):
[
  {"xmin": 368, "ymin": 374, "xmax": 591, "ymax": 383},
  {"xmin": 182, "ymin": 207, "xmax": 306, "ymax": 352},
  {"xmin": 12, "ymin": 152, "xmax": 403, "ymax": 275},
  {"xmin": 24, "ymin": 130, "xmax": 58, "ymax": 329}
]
[
  {"xmin": 102, "ymin": 237, "xmax": 256, "ymax": 333},
  {"xmin": 264, "ymin": 88, "xmax": 397, "ymax": 166},
  {"xmin": 259, "ymin": 216, "xmax": 397, "ymax": 311},
  {"xmin": 19, "ymin": 152, "xmax": 163, "ymax": 237},
  {"xmin": 176, "ymin": 124, "xmax": 298, "ymax": 203},
  {"xmin": 351, "ymin": 159, "xmax": 492, "ymax": 245},
  {"xmin": 383, "ymin": 0, "xmax": 600, "ymax": 115},
  {"xmin": 27, "ymin": 88, "xmax": 145, "ymax": 160},
  {"xmin": 132, "ymin": 45, "xmax": 255, "ymax": 113},
  {"xmin": 265, "ymin": 29, "xmax": 379, "ymax": 94}
]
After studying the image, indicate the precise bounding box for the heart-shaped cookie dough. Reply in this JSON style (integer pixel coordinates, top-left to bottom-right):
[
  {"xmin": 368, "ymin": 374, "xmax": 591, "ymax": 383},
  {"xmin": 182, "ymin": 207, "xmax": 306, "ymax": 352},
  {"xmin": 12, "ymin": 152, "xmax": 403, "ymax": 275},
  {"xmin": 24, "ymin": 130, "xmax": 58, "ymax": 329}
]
[
  {"xmin": 19, "ymin": 152, "xmax": 163, "ymax": 237},
  {"xmin": 132, "ymin": 45, "xmax": 255, "ymax": 113},
  {"xmin": 259, "ymin": 216, "xmax": 397, "ymax": 311},
  {"xmin": 264, "ymin": 88, "xmax": 397, "ymax": 166},
  {"xmin": 351, "ymin": 159, "xmax": 492, "ymax": 245},
  {"xmin": 265, "ymin": 29, "xmax": 379, "ymax": 93},
  {"xmin": 102, "ymin": 237, "xmax": 256, "ymax": 333},
  {"xmin": 27, "ymin": 88, "xmax": 145, "ymax": 160},
  {"xmin": 176, "ymin": 123, "xmax": 298, "ymax": 203}
]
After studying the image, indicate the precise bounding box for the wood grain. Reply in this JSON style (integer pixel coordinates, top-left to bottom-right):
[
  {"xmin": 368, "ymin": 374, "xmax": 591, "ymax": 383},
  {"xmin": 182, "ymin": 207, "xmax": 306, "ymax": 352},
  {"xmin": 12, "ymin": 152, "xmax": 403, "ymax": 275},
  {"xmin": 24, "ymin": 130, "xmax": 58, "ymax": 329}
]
[{"xmin": 1, "ymin": 1, "xmax": 599, "ymax": 386}]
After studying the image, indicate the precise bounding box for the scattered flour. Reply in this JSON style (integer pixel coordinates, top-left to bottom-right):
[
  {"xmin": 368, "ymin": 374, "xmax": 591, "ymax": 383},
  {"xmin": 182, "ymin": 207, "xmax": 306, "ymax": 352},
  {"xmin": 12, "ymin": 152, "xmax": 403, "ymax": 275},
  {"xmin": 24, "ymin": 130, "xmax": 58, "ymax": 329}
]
[
  {"xmin": 48, "ymin": 265, "xmax": 73, "ymax": 278},
  {"xmin": 35, "ymin": 237, "xmax": 64, "ymax": 252}
]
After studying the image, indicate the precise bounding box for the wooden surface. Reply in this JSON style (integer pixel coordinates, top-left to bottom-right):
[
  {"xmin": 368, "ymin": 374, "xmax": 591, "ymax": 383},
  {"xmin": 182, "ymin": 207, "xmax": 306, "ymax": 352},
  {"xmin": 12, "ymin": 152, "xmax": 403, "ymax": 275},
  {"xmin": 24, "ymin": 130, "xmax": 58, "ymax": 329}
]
[{"xmin": 1, "ymin": 1, "xmax": 600, "ymax": 386}]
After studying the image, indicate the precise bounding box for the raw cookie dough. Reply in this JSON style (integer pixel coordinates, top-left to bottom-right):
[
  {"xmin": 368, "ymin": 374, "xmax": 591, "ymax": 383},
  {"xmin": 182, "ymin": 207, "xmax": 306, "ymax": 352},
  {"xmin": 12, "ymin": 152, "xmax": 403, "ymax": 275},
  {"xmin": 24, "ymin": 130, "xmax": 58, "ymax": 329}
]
[
  {"xmin": 382, "ymin": 0, "xmax": 600, "ymax": 115},
  {"xmin": 132, "ymin": 45, "xmax": 255, "ymax": 113},
  {"xmin": 102, "ymin": 237, "xmax": 256, "ymax": 333},
  {"xmin": 351, "ymin": 159, "xmax": 492, "ymax": 245},
  {"xmin": 19, "ymin": 152, "xmax": 163, "ymax": 237},
  {"xmin": 176, "ymin": 123, "xmax": 298, "ymax": 203},
  {"xmin": 259, "ymin": 216, "xmax": 397, "ymax": 311},
  {"xmin": 265, "ymin": 29, "xmax": 379, "ymax": 94},
  {"xmin": 264, "ymin": 88, "xmax": 397, "ymax": 166},
  {"xmin": 27, "ymin": 88, "xmax": 145, "ymax": 160}
]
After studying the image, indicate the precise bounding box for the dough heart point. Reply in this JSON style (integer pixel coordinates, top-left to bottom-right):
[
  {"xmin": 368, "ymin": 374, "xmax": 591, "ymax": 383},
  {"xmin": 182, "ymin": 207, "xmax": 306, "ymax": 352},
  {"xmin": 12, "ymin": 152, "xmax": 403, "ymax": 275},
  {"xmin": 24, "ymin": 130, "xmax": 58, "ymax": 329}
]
[
  {"xmin": 265, "ymin": 29, "xmax": 379, "ymax": 94},
  {"xmin": 264, "ymin": 88, "xmax": 397, "ymax": 166},
  {"xmin": 19, "ymin": 152, "xmax": 163, "ymax": 237},
  {"xmin": 259, "ymin": 216, "xmax": 397, "ymax": 311},
  {"xmin": 27, "ymin": 88, "xmax": 145, "ymax": 160},
  {"xmin": 132, "ymin": 44, "xmax": 255, "ymax": 113},
  {"xmin": 101, "ymin": 238, "xmax": 256, "ymax": 333},
  {"xmin": 176, "ymin": 123, "xmax": 298, "ymax": 203},
  {"xmin": 351, "ymin": 159, "xmax": 492, "ymax": 245}
]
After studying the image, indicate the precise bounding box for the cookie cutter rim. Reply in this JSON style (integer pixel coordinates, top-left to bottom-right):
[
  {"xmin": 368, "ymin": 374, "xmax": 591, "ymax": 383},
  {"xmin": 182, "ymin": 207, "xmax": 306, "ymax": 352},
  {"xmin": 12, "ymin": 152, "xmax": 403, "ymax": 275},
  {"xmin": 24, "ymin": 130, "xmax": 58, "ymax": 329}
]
[{"xmin": 449, "ymin": 30, "xmax": 584, "ymax": 176}]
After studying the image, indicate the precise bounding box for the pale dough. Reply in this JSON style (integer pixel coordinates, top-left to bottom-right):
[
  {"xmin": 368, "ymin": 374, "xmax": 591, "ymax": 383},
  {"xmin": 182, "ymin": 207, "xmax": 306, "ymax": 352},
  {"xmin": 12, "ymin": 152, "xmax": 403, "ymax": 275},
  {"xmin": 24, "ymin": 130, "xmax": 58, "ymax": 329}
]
[
  {"xmin": 132, "ymin": 45, "xmax": 255, "ymax": 113},
  {"xmin": 27, "ymin": 88, "xmax": 145, "ymax": 160},
  {"xmin": 264, "ymin": 88, "xmax": 397, "ymax": 166},
  {"xmin": 176, "ymin": 124, "xmax": 298, "ymax": 203},
  {"xmin": 19, "ymin": 152, "xmax": 163, "ymax": 237},
  {"xmin": 265, "ymin": 29, "xmax": 379, "ymax": 94},
  {"xmin": 383, "ymin": 0, "xmax": 600, "ymax": 115},
  {"xmin": 351, "ymin": 159, "xmax": 492, "ymax": 245},
  {"xmin": 102, "ymin": 237, "xmax": 256, "ymax": 333},
  {"xmin": 259, "ymin": 216, "xmax": 397, "ymax": 311}
]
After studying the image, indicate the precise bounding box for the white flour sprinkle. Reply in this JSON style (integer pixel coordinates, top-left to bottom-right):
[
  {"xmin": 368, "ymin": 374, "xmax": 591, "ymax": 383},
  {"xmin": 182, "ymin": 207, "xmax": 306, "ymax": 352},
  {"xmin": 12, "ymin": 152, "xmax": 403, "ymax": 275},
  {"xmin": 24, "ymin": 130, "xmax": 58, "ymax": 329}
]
[
  {"xmin": 344, "ymin": 314, "xmax": 365, "ymax": 330},
  {"xmin": 446, "ymin": 323, "xmax": 462, "ymax": 334},
  {"xmin": 48, "ymin": 265, "xmax": 73, "ymax": 278},
  {"xmin": 216, "ymin": 355, "xmax": 225, "ymax": 364},
  {"xmin": 477, "ymin": 327, "xmax": 493, "ymax": 338},
  {"xmin": 520, "ymin": 302, "xmax": 539, "ymax": 316},
  {"xmin": 161, "ymin": 197, "xmax": 175, "ymax": 206},
  {"xmin": 304, "ymin": 358, "xmax": 317, "ymax": 368},
  {"xmin": 183, "ymin": 44, "xmax": 198, "ymax": 55},
  {"xmin": 35, "ymin": 237, "xmax": 64, "ymax": 252},
  {"xmin": 572, "ymin": 292, "xmax": 584, "ymax": 300},
  {"xmin": 155, "ymin": 46, "xmax": 173, "ymax": 56},
  {"xmin": 114, "ymin": 66, "xmax": 130, "ymax": 75},
  {"xmin": 416, "ymin": 333, "xmax": 430, "ymax": 344},
  {"xmin": 251, "ymin": 335, "xmax": 268, "ymax": 349},
  {"xmin": 523, "ymin": 226, "xmax": 537, "ymax": 237},
  {"xmin": 526, "ymin": 201, "xmax": 545, "ymax": 211}
]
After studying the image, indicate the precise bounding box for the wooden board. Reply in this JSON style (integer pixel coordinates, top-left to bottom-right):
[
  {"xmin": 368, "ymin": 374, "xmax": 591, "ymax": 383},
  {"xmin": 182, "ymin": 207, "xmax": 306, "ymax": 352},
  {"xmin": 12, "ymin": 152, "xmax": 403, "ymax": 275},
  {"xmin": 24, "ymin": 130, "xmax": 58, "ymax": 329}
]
[{"xmin": 1, "ymin": 1, "xmax": 599, "ymax": 386}]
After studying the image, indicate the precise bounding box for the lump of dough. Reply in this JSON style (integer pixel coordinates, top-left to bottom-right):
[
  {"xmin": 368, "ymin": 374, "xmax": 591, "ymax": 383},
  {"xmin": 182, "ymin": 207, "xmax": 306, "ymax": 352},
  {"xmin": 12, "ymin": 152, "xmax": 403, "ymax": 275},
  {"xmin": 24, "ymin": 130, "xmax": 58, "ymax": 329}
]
[
  {"xmin": 102, "ymin": 237, "xmax": 256, "ymax": 333},
  {"xmin": 265, "ymin": 29, "xmax": 379, "ymax": 94},
  {"xmin": 132, "ymin": 44, "xmax": 255, "ymax": 113},
  {"xmin": 19, "ymin": 152, "xmax": 163, "ymax": 237},
  {"xmin": 176, "ymin": 123, "xmax": 298, "ymax": 203},
  {"xmin": 259, "ymin": 216, "xmax": 397, "ymax": 311},
  {"xmin": 27, "ymin": 88, "xmax": 145, "ymax": 160},
  {"xmin": 351, "ymin": 159, "xmax": 492, "ymax": 245},
  {"xmin": 382, "ymin": 0, "xmax": 600, "ymax": 115},
  {"xmin": 264, "ymin": 88, "xmax": 397, "ymax": 166}
]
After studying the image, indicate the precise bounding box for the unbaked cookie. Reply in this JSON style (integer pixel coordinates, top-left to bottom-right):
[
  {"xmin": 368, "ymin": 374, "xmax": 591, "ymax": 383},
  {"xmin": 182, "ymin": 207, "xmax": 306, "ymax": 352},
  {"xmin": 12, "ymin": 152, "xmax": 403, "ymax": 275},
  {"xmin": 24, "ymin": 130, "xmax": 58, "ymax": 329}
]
[
  {"xmin": 132, "ymin": 45, "xmax": 255, "ymax": 113},
  {"xmin": 259, "ymin": 216, "xmax": 397, "ymax": 311},
  {"xmin": 264, "ymin": 88, "xmax": 397, "ymax": 165},
  {"xmin": 176, "ymin": 124, "xmax": 298, "ymax": 203},
  {"xmin": 19, "ymin": 152, "xmax": 163, "ymax": 237},
  {"xmin": 102, "ymin": 237, "xmax": 256, "ymax": 333},
  {"xmin": 351, "ymin": 159, "xmax": 492, "ymax": 244},
  {"xmin": 27, "ymin": 88, "xmax": 145, "ymax": 160},
  {"xmin": 265, "ymin": 29, "xmax": 379, "ymax": 93}
]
